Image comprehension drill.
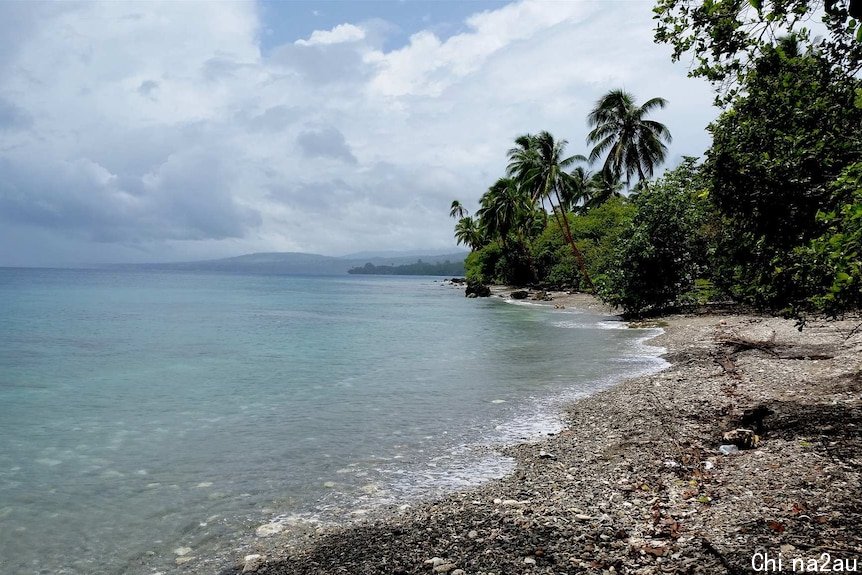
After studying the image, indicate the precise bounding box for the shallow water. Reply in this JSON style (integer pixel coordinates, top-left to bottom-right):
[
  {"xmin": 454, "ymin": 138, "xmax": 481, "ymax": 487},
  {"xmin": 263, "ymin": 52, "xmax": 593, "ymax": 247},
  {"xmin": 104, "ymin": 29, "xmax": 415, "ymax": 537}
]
[{"xmin": 0, "ymin": 269, "xmax": 664, "ymax": 574}]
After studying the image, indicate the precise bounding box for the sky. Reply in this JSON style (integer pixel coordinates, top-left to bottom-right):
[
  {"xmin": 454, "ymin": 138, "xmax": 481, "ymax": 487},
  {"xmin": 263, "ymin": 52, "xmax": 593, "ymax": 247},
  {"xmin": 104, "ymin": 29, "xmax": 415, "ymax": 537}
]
[{"xmin": 0, "ymin": 0, "xmax": 718, "ymax": 266}]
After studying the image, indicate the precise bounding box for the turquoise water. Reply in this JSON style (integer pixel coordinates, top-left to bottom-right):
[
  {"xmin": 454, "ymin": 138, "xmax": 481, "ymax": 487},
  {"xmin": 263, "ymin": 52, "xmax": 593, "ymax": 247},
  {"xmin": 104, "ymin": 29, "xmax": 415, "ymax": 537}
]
[{"xmin": 0, "ymin": 269, "xmax": 664, "ymax": 574}]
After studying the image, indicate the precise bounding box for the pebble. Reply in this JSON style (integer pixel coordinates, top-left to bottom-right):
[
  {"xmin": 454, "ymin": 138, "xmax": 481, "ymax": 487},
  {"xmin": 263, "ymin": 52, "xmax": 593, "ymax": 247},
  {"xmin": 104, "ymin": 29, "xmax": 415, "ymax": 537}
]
[
  {"xmin": 433, "ymin": 563, "xmax": 458, "ymax": 573},
  {"xmin": 524, "ymin": 556, "xmax": 536, "ymax": 565},
  {"xmin": 467, "ymin": 530, "xmax": 479, "ymax": 539},
  {"xmin": 242, "ymin": 554, "xmax": 264, "ymax": 573},
  {"xmin": 173, "ymin": 546, "xmax": 192, "ymax": 556},
  {"xmin": 255, "ymin": 522, "xmax": 284, "ymax": 537}
]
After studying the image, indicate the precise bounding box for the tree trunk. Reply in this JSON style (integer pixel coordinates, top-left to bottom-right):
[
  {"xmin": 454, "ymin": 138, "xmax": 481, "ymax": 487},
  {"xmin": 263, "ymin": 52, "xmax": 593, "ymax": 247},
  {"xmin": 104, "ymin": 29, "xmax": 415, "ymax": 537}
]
[
  {"xmin": 551, "ymin": 188, "xmax": 594, "ymax": 292},
  {"xmin": 636, "ymin": 165, "xmax": 649, "ymax": 192}
]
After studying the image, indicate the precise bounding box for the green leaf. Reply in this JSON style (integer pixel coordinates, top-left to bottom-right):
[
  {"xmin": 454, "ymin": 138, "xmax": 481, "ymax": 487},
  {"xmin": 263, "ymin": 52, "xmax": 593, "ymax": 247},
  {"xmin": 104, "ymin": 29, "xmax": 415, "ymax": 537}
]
[
  {"xmin": 749, "ymin": 0, "xmax": 762, "ymax": 12},
  {"xmin": 857, "ymin": 23, "xmax": 862, "ymax": 43}
]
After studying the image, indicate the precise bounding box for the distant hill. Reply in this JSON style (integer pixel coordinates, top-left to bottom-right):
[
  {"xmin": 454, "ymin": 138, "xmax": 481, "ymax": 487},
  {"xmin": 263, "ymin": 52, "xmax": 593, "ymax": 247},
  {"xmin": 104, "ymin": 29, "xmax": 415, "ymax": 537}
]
[{"xmin": 110, "ymin": 251, "xmax": 467, "ymax": 276}]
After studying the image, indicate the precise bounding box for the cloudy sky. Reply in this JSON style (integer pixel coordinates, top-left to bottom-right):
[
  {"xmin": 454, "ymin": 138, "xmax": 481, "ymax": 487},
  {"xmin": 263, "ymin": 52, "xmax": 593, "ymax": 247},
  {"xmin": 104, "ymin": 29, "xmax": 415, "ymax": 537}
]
[{"xmin": 0, "ymin": 0, "xmax": 717, "ymax": 266}]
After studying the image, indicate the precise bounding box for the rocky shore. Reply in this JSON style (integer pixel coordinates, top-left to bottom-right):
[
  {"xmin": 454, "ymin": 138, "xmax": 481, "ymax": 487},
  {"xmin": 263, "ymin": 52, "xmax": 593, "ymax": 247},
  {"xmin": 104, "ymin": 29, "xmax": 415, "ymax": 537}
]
[{"xmin": 220, "ymin": 299, "xmax": 861, "ymax": 575}]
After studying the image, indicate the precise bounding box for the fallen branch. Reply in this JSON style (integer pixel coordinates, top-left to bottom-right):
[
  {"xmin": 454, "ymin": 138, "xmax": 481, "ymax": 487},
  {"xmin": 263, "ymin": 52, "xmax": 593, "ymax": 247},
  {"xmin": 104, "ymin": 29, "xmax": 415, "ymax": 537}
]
[{"xmin": 719, "ymin": 334, "xmax": 780, "ymax": 356}]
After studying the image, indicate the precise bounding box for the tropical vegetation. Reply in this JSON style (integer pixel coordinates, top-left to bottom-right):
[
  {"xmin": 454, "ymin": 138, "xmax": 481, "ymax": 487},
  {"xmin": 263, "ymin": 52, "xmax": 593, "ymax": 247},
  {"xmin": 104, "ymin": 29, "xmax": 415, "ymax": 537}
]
[{"xmin": 450, "ymin": 0, "xmax": 861, "ymax": 318}]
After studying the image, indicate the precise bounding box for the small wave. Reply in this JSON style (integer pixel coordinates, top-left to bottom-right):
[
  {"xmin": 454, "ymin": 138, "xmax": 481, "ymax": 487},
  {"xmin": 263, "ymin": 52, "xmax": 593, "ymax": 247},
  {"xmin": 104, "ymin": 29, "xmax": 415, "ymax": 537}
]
[
  {"xmin": 551, "ymin": 318, "xmax": 629, "ymax": 330},
  {"xmin": 502, "ymin": 298, "xmax": 546, "ymax": 307}
]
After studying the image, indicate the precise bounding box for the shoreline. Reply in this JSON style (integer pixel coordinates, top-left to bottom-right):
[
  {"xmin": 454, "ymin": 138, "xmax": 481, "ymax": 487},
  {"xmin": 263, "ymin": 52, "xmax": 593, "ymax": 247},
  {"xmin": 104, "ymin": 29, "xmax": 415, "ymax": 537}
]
[{"xmin": 214, "ymin": 296, "xmax": 862, "ymax": 575}]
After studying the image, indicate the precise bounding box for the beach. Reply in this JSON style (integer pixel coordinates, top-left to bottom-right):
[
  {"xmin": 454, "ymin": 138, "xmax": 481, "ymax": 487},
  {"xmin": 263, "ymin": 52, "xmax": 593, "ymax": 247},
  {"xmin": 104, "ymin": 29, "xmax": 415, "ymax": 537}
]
[{"xmin": 224, "ymin": 295, "xmax": 862, "ymax": 574}]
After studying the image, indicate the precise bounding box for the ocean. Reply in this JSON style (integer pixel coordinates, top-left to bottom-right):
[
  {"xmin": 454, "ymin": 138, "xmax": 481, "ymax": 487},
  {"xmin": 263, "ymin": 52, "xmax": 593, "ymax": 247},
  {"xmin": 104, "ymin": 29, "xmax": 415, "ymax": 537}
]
[{"xmin": 0, "ymin": 269, "xmax": 665, "ymax": 574}]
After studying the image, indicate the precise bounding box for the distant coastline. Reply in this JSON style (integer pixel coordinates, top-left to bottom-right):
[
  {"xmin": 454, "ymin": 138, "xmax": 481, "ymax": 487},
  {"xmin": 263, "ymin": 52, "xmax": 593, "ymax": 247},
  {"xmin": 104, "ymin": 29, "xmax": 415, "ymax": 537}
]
[
  {"xmin": 347, "ymin": 259, "xmax": 465, "ymax": 276},
  {"xmin": 102, "ymin": 250, "xmax": 468, "ymax": 276}
]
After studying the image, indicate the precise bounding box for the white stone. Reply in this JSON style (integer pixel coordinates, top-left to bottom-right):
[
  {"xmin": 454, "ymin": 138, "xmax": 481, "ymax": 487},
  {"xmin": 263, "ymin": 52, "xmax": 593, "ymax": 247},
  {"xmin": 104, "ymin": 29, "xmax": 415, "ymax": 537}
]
[
  {"xmin": 242, "ymin": 554, "xmax": 264, "ymax": 573},
  {"xmin": 255, "ymin": 522, "xmax": 284, "ymax": 537},
  {"xmin": 524, "ymin": 556, "xmax": 537, "ymax": 565},
  {"xmin": 173, "ymin": 547, "xmax": 192, "ymax": 556}
]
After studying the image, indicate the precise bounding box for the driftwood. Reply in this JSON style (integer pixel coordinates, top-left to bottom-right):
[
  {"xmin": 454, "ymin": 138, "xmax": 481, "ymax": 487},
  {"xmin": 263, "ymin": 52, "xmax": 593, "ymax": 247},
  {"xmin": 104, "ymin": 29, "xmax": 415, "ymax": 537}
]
[
  {"xmin": 719, "ymin": 331, "xmax": 780, "ymax": 356},
  {"xmin": 718, "ymin": 331, "xmax": 834, "ymax": 360}
]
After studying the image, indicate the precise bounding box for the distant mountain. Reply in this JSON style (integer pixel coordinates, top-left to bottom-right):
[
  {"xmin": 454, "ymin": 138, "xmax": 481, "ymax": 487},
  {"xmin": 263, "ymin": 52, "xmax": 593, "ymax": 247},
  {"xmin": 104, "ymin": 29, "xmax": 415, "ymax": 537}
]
[{"xmin": 110, "ymin": 251, "xmax": 467, "ymax": 276}]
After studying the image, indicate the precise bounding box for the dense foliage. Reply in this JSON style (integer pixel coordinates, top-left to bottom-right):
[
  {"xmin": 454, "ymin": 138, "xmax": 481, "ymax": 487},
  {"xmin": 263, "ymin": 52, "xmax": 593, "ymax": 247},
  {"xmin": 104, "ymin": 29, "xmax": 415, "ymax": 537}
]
[
  {"xmin": 707, "ymin": 47, "xmax": 862, "ymax": 309},
  {"xmin": 788, "ymin": 163, "xmax": 862, "ymax": 315}
]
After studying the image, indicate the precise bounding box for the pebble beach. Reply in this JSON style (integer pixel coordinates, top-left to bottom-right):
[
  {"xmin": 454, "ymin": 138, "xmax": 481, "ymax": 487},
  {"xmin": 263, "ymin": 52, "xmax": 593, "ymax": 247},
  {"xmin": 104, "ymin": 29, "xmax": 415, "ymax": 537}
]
[{"xmin": 218, "ymin": 294, "xmax": 862, "ymax": 575}]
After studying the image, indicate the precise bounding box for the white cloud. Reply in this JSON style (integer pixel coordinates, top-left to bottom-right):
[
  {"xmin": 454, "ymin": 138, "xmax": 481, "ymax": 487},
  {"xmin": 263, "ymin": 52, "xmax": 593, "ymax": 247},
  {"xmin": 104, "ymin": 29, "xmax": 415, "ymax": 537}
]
[
  {"xmin": 364, "ymin": 2, "xmax": 590, "ymax": 97},
  {"xmin": 295, "ymin": 23, "xmax": 365, "ymax": 46},
  {"xmin": 0, "ymin": 0, "xmax": 718, "ymax": 265}
]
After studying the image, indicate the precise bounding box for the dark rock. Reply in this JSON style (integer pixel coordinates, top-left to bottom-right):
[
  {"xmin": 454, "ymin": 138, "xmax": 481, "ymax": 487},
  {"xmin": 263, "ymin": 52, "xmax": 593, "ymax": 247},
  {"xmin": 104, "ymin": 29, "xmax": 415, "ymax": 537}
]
[
  {"xmin": 465, "ymin": 281, "xmax": 491, "ymax": 298},
  {"xmin": 510, "ymin": 290, "xmax": 529, "ymax": 300},
  {"xmin": 739, "ymin": 404, "xmax": 774, "ymax": 433},
  {"xmin": 532, "ymin": 290, "xmax": 552, "ymax": 301},
  {"xmin": 722, "ymin": 428, "xmax": 758, "ymax": 449}
]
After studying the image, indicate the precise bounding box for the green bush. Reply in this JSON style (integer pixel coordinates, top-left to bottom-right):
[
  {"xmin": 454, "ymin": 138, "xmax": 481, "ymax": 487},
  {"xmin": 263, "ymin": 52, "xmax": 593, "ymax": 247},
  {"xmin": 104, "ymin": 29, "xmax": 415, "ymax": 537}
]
[
  {"xmin": 529, "ymin": 198, "xmax": 634, "ymax": 289},
  {"xmin": 788, "ymin": 163, "xmax": 862, "ymax": 316},
  {"xmin": 464, "ymin": 242, "xmax": 502, "ymax": 284},
  {"xmin": 600, "ymin": 160, "xmax": 712, "ymax": 315}
]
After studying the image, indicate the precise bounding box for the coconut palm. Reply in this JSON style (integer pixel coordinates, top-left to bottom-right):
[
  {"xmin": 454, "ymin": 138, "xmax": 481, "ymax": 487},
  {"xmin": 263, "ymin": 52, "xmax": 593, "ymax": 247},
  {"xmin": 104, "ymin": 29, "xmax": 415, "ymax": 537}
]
[
  {"xmin": 476, "ymin": 178, "xmax": 527, "ymax": 245},
  {"xmin": 560, "ymin": 164, "xmax": 592, "ymax": 213},
  {"xmin": 587, "ymin": 89, "xmax": 672, "ymax": 189},
  {"xmin": 449, "ymin": 200, "xmax": 468, "ymax": 219},
  {"xmin": 453, "ymin": 216, "xmax": 483, "ymax": 250},
  {"xmin": 584, "ymin": 167, "xmax": 625, "ymax": 209},
  {"xmin": 506, "ymin": 131, "xmax": 594, "ymax": 290}
]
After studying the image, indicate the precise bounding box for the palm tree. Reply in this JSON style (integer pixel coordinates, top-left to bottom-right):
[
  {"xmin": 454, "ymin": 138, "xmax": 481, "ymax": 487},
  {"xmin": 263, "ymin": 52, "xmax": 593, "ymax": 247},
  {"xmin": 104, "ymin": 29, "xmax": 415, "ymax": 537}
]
[
  {"xmin": 449, "ymin": 200, "xmax": 468, "ymax": 219},
  {"xmin": 561, "ymin": 164, "xmax": 592, "ymax": 213},
  {"xmin": 587, "ymin": 89, "xmax": 672, "ymax": 190},
  {"xmin": 506, "ymin": 131, "xmax": 594, "ymax": 290},
  {"xmin": 584, "ymin": 167, "xmax": 625, "ymax": 209},
  {"xmin": 476, "ymin": 178, "xmax": 527, "ymax": 245},
  {"xmin": 454, "ymin": 216, "xmax": 483, "ymax": 250}
]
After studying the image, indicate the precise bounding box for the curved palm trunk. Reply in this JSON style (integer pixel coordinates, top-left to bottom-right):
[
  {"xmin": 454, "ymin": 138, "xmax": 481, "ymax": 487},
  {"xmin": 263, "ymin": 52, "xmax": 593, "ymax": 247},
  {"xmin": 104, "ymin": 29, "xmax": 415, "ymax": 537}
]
[
  {"xmin": 636, "ymin": 165, "xmax": 650, "ymax": 192},
  {"xmin": 550, "ymin": 188, "xmax": 594, "ymax": 292}
]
